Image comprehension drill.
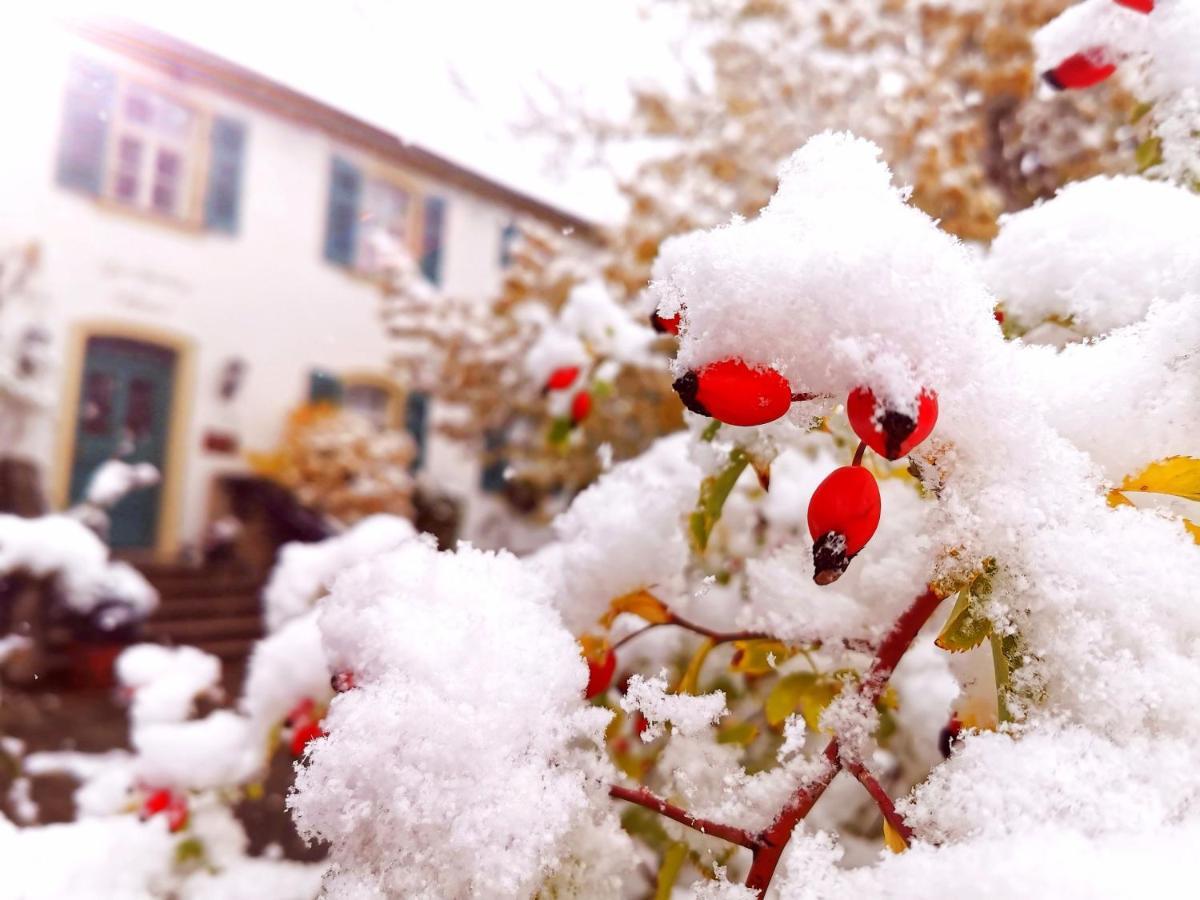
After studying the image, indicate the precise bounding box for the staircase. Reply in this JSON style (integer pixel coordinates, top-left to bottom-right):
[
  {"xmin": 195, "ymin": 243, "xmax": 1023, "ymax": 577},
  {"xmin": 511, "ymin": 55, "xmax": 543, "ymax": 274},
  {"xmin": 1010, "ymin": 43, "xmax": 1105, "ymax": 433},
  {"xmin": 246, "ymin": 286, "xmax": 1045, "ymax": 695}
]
[{"xmin": 139, "ymin": 566, "xmax": 266, "ymax": 662}]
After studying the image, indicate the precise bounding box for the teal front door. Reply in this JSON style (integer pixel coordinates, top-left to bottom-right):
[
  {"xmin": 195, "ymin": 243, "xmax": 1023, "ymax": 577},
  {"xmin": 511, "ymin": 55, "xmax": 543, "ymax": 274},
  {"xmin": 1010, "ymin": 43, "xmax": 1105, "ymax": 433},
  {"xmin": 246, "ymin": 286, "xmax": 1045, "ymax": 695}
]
[{"xmin": 68, "ymin": 336, "xmax": 177, "ymax": 549}]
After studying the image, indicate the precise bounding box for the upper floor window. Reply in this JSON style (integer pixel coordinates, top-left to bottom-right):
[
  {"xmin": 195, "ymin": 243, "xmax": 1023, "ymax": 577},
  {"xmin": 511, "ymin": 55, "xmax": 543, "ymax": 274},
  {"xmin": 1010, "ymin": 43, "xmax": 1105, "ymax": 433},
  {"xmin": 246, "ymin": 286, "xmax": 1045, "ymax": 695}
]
[
  {"xmin": 56, "ymin": 57, "xmax": 247, "ymax": 234},
  {"xmin": 323, "ymin": 155, "xmax": 446, "ymax": 284}
]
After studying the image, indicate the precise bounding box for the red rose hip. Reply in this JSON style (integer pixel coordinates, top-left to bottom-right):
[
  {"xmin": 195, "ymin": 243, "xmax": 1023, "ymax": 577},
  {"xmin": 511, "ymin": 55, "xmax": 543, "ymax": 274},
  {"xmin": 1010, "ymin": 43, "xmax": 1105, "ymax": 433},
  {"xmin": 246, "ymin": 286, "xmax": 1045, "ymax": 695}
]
[
  {"xmin": 1042, "ymin": 51, "xmax": 1116, "ymax": 90},
  {"xmin": 847, "ymin": 386, "xmax": 938, "ymax": 460},
  {"xmin": 585, "ymin": 646, "xmax": 617, "ymax": 699},
  {"xmin": 545, "ymin": 365, "xmax": 580, "ymax": 391},
  {"xmin": 673, "ymin": 358, "xmax": 793, "ymax": 427},
  {"xmin": 650, "ymin": 311, "xmax": 681, "ymax": 335},
  {"xmin": 807, "ymin": 465, "xmax": 882, "ymax": 585},
  {"xmin": 570, "ymin": 390, "xmax": 592, "ymax": 424}
]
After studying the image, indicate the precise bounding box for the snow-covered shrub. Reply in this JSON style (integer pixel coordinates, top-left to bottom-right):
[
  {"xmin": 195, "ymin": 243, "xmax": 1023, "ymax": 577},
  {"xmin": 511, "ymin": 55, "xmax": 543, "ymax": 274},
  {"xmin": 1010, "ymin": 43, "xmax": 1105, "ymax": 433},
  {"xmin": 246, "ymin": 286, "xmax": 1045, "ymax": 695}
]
[{"xmin": 281, "ymin": 127, "xmax": 1200, "ymax": 897}]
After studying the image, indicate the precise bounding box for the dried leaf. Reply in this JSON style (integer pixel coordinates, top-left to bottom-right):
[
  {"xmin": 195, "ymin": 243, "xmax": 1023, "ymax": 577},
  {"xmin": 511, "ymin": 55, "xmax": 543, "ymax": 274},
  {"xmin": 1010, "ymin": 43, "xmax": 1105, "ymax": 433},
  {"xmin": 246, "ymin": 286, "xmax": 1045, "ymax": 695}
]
[
  {"xmin": 677, "ymin": 638, "xmax": 715, "ymax": 695},
  {"xmin": 883, "ymin": 819, "xmax": 907, "ymax": 854},
  {"xmin": 600, "ymin": 590, "xmax": 671, "ymax": 628}
]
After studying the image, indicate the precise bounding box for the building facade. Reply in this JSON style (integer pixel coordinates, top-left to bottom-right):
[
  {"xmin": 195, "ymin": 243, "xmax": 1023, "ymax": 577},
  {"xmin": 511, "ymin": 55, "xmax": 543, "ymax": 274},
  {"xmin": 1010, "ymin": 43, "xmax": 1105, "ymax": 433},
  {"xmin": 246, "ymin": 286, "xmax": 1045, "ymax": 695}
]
[{"xmin": 0, "ymin": 18, "xmax": 593, "ymax": 559}]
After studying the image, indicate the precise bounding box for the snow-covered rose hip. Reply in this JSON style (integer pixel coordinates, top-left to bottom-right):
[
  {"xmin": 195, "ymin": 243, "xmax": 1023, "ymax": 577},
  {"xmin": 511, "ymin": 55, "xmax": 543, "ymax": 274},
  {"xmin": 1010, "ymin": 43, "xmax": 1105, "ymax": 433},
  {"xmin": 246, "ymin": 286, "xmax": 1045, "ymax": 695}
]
[
  {"xmin": 1113, "ymin": 0, "xmax": 1152, "ymax": 12},
  {"xmin": 673, "ymin": 358, "xmax": 793, "ymax": 427},
  {"xmin": 650, "ymin": 311, "xmax": 681, "ymax": 335},
  {"xmin": 847, "ymin": 386, "xmax": 938, "ymax": 460},
  {"xmin": 807, "ymin": 465, "xmax": 882, "ymax": 585},
  {"xmin": 140, "ymin": 788, "xmax": 188, "ymax": 833},
  {"xmin": 1042, "ymin": 51, "xmax": 1116, "ymax": 90}
]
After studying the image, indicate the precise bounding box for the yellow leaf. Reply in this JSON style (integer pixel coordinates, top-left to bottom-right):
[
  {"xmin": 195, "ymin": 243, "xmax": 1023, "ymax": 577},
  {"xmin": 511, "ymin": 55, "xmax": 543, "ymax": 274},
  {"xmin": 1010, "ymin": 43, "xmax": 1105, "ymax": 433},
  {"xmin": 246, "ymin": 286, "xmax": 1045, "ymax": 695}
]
[
  {"xmin": 579, "ymin": 633, "xmax": 610, "ymax": 662},
  {"xmin": 1184, "ymin": 519, "xmax": 1200, "ymax": 544},
  {"xmin": 655, "ymin": 842, "xmax": 688, "ymax": 900},
  {"xmin": 729, "ymin": 640, "xmax": 795, "ymax": 676},
  {"xmin": 676, "ymin": 638, "xmax": 714, "ymax": 695},
  {"xmin": 883, "ymin": 819, "xmax": 907, "ymax": 854},
  {"xmin": 1107, "ymin": 489, "xmax": 1133, "ymax": 508},
  {"xmin": 765, "ymin": 672, "xmax": 843, "ymax": 730},
  {"xmin": 1119, "ymin": 456, "xmax": 1200, "ymax": 502},
  {"xmin": 600, "ymin": 590, "xmax": 671, "ymax": 628}
]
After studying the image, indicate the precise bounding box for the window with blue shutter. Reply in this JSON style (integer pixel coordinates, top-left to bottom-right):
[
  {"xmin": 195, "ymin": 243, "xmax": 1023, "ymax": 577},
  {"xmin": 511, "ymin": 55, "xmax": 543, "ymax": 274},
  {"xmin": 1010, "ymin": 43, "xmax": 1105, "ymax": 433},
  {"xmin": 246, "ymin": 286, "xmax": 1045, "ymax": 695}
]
[
  {"xmin": 308, "ymin": 369, "xmax": 343, "ymax": 405},
  {"xmin": 204, "ymin": 116, "xmax": 246, "ymax": 234},
  {"xmin": 323, "ymin": 156, "xmax": 362, "ymax": 266},
  {"xmin": 405, "ymin": 391, "xmax": 430, "ymax": 471},
  {"xmin": 419, "ymin": 196, "xmax": 446, "ymax": 284},
  {"xmin": 56, "ymin": 58, "xmax": 116, "ymax": 194},
  {"xmin": 499, "ymin": 222, "xmax": 519, "ymax": 268}
]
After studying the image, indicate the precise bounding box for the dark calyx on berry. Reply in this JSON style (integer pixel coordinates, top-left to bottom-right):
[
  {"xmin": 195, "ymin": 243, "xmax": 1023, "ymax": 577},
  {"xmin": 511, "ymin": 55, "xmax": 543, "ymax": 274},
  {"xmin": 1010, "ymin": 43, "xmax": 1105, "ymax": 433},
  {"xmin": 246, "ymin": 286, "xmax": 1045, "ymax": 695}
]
[
  {"xmin": 812, "ymin": 532, "xmax": 851, "ymax": 585},
  {"xmin": 650, "ymin": 311, "xmax": 681, "ymax": 335},
  {"xmin": 939, "ymin": 715, "xmax": 964, "ymax": 758},
  {"xmin": 672, "ymin": 370, "xmax": 709, "ymax": 417},
  {"xmin": 879, "ymin": 409, "xmax": 918, "ymax": 460}
]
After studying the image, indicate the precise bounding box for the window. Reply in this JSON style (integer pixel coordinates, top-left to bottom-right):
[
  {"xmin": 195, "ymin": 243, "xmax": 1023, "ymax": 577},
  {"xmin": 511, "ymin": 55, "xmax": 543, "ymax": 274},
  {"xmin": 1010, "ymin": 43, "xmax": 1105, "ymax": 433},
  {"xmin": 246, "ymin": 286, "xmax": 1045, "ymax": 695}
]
[
  {"xmin": 323, "ymin": 155, "xmax": 445, "ymax": 282},
  {"xmin": 357, "ymin": 179, "xmax": 412, "ymax": 273},
  {"xmin": 345, "ymin": 384, "xmax": 396, "ymax": 434},
  {"xmin": 307, "ymin": 370, "xmax": 343, "ymax": 405},
  {"xmin": 106, "ymin": 83, "xmax": 198, "ymax": 219},
  {"xmin": 56, "ymin": 58, "xmax": 247, "ymax": 232}
]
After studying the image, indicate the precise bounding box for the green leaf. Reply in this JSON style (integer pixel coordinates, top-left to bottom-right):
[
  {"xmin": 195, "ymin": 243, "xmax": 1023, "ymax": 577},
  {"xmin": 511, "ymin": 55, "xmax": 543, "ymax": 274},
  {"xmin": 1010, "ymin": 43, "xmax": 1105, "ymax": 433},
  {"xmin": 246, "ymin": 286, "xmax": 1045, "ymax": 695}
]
[
  {"xmin": 689, "ymin": 447, "xmax": 750, "ymax": 552},
  {"xmin": 717, "ymin": 720, "xmax": 759, "ymax": 745},
  {"xmin": 989, "ymin": 629, "xmax": 1023, "ymax": 724},
  {"xmin": 934, "ymin": 586, "xmax": 991, "ymax": 653},
  {"xmin": 547, "ymin": 417, "xmax": 572, "ymax": 447},
  {"xmin": 1136, "ymin": 136, "xmax": 1163, "ymax": 173}
]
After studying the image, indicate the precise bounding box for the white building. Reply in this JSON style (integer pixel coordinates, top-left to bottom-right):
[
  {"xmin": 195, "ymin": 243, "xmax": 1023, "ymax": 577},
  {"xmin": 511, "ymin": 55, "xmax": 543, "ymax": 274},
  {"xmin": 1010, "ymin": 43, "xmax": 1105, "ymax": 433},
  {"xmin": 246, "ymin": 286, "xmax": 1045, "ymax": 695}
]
[{"xmin": 0, "ymin": 17, "xmax": 594, "ymax": 559}]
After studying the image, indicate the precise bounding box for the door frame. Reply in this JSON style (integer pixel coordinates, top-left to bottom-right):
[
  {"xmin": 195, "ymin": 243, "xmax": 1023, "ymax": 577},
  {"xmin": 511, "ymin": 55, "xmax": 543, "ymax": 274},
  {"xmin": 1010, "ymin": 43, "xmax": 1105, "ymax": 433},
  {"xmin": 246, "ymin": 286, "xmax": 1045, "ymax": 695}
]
[{"xmin": 52, "ymin": 320, "xmax": 196, "ymax": 561}]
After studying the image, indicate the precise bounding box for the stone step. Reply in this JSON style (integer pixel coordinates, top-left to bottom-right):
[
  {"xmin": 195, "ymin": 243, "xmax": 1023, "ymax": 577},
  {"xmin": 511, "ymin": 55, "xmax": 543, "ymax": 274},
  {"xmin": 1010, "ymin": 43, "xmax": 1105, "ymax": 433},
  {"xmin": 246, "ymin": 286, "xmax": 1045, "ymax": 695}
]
[
  {"xmin": 143, "ymin": 615, "xmax": 264, "ymax": 646},
  {"xmin": 151, "ymin": 595, "xmax": 262, "ymax": 621}
]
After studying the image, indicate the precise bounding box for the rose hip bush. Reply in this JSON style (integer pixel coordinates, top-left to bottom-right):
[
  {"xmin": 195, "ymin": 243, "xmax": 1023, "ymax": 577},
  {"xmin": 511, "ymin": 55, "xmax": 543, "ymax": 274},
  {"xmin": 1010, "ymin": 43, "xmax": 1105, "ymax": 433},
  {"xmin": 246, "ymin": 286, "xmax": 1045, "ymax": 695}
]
[{"xmin": 286, "ymin": 114, "xmax": 1200, "ymax": 897}]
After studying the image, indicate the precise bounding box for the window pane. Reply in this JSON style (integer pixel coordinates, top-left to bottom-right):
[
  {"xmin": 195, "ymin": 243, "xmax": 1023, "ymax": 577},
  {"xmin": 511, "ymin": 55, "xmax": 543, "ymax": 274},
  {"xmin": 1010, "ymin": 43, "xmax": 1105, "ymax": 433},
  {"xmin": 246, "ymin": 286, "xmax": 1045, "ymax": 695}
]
[
  {"xmin": 81, "ymin": 371, "xmax": 115, "ymax": 435},
  {"xmin": 113, "ymin": 136, "xmax": 142, "ymax": 203},
  {"xmin": 345, "ymin": 384, "xmax": 390, "ymax": 429},
  {"xmin": 125, "ymin": 377, "xmax": 154, "ymax": 440},
  {"xmin": 358, "ymin": 179, "xmax": 411, "ymax": 272}
]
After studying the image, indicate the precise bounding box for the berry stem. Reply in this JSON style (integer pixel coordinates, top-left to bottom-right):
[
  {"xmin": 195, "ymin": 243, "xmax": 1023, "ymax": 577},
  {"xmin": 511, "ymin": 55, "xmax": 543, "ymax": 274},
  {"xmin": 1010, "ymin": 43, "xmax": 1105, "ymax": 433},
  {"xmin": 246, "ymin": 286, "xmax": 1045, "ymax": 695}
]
[
  {"xmin": 608, "ymin": 784, "xmax": 760, "ymax": 850},
  {"xmin": 610, "ymin": 614, "xmax": 877, "ymax": 655},
  {"xmin": 844, "ymin": 759, "xmax": 913, "ymax": 847},
  {"xmin": 852, "ymin": 440, "xmax": 867, "ymax": 467}
]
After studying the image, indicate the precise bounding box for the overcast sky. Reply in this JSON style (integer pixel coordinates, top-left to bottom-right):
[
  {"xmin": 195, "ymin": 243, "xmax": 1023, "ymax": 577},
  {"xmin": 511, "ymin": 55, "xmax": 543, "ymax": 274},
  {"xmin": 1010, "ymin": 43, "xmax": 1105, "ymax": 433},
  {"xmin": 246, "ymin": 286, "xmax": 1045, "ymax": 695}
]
[{"xmin": 43, "ymin": 0, "xmax": 694, "ymax": 223}]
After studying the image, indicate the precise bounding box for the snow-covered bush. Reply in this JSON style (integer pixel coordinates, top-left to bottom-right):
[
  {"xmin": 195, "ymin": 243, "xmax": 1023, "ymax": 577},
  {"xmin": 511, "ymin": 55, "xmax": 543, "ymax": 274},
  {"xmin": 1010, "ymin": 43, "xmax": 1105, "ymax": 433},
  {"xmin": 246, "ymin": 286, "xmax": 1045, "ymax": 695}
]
[{"xmin": 283, "ymin": 126, "xmax": 1200, "ymax": 897}]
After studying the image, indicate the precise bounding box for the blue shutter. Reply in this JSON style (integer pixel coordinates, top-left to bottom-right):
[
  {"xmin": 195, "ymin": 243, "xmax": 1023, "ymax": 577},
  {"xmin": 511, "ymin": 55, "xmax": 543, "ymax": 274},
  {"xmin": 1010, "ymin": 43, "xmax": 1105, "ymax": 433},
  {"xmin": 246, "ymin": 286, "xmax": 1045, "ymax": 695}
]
[
  {"xmin": 204, "ymin": 116, "xmax": 246, "ymax": 234},
  {"xmin": 405, "ymin": 391, "xmax": 430, "ymax": 471},
  {"xmin": 499, "ymin": 222, "xmax": 519, "ymax": 268},
  {"xmin": 308, "ymin": 370, "xmax": 343, "ymax": 405},
  {"xmin": 56, "ymin": 58, "xmax": 116, "ymax": 194},
  {"xmin": 480, "ymin": 427, "xmax": 508, "ymax": 492},
  {"xmin": 323, "ymin": 156, "xmax": 362, "ymax": 266},
  {"xmin": 419, "ymin": 196, "xmax": 445, "ymax": 284}
]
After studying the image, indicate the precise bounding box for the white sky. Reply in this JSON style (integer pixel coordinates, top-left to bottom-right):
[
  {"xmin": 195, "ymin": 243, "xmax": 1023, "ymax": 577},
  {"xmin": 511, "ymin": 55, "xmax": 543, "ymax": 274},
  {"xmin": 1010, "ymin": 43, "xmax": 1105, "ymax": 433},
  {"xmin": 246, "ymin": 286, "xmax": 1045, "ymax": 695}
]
[{"xmin": 41, "ymin": 0, "xmax": 692, "ymax": 223}]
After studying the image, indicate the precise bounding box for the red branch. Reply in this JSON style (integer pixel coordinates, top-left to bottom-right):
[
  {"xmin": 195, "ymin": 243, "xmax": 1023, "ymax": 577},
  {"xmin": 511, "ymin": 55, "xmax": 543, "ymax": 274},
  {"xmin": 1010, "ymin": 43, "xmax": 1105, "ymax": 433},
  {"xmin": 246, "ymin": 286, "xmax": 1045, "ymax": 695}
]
[
  {"xmin": 744, "ymin": 587, "xmax": 943, "ymax": 895},
  {"xmin": 608, "ymin": 784, "xmax": 760, "ymax": 850},
  {"xmin": 607, "ymin": 588, "xmax": 945, "ymax": 897},
  {"xmin": 845, "ymin": 760, "xmax": 913, "ymax": 846}
]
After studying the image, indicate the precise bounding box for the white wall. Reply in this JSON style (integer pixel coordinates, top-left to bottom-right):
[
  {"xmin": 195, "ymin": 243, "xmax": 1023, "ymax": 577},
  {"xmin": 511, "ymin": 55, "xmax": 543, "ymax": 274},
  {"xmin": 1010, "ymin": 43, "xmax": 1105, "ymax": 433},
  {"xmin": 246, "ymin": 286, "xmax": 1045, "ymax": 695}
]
[{"xmin": 0, "ymin": 25, "xmax": 527, "ymax": 553}]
